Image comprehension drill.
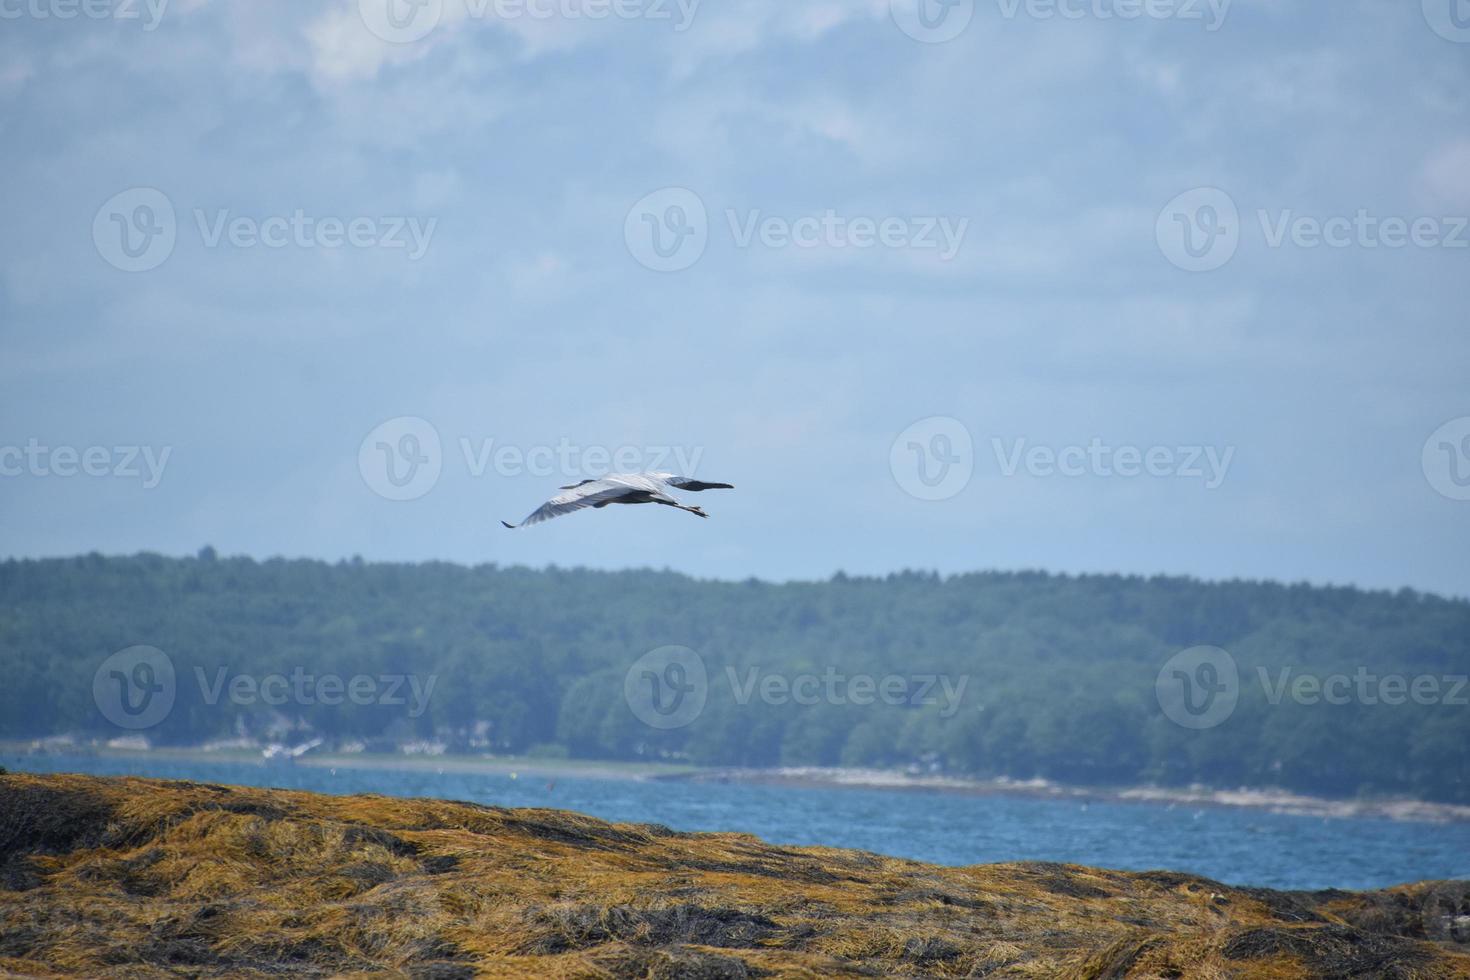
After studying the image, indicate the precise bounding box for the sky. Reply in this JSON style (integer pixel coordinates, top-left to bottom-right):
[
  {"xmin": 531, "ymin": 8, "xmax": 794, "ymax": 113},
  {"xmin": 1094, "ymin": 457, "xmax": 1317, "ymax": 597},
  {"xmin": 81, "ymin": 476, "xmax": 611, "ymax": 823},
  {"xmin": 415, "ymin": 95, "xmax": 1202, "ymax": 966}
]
[{"xmin": 1, "ymin": 0, "xmax": 1468, "ymax": 596}]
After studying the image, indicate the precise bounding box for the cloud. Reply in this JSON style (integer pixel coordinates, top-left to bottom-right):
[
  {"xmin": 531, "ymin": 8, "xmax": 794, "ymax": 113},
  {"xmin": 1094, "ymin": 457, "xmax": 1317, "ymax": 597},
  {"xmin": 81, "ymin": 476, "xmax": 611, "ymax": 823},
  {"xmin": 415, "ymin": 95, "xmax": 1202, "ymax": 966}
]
[
  {"xmin": 1419, "ymin": 139, "xmax": 1470, "ymax": 210},
  {"xmin": 2, "ymin": 0, "xmax": 1468, "ymax": 595}
]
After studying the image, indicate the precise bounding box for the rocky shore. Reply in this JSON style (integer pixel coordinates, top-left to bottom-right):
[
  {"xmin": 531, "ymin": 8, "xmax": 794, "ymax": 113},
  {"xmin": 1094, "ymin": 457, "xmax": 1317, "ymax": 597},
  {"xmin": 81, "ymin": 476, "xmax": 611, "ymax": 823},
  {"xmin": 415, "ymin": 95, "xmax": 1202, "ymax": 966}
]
[{"xmin": 2, "ymin": 771, "xmax": 1468, "ymax": 977}]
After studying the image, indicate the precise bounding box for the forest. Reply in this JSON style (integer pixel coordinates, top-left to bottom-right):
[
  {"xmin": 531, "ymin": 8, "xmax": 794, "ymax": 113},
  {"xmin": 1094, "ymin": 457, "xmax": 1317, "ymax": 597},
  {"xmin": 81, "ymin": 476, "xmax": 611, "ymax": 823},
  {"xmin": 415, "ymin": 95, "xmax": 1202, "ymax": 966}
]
[{"xmin": 2, "ymin": 550, "xmax": 1466, "ymax": 803}]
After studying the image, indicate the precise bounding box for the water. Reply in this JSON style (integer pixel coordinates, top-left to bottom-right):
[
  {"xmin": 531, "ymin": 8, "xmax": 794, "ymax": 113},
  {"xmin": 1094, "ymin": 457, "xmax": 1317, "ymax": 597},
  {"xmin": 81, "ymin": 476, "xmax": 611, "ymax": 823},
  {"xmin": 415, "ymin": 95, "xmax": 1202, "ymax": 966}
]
[{"xmin": 10, "ymin": 752, "xmax": 1468, "ymax": 892}]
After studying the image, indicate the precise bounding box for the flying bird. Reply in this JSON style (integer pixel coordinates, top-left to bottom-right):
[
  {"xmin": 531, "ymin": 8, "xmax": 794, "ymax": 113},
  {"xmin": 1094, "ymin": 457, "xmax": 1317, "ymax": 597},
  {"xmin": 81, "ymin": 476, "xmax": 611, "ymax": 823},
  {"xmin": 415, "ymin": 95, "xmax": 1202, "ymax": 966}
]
[{"xmin": 501, "ymin": 472, "xmax": 735, "ymax": 529}]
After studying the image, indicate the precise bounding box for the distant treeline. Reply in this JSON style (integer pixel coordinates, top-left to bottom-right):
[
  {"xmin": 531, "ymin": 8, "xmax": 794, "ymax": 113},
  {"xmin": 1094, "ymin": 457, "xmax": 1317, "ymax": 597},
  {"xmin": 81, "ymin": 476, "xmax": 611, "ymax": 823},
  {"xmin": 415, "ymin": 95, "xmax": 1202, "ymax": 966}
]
[{"xmin": 2, "ymin": 551, "xmax": 1467, "ymax": 803}]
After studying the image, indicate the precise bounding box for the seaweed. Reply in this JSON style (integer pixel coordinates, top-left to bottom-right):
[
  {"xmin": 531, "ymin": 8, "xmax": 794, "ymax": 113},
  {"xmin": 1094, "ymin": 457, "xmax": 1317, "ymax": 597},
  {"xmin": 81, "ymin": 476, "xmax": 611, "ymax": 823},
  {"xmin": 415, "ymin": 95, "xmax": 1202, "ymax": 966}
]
[{"xmin": 2, "ymin": 771, "xmax": 1467, "ymax": 979}]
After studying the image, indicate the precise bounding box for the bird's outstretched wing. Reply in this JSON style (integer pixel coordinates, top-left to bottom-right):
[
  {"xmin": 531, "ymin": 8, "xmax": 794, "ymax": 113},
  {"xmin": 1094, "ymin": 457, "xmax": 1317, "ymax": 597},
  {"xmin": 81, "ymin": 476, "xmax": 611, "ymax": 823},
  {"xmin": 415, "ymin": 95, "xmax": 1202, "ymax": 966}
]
[
  {"xmin": 651, "ymin": 474, "xmax": 735, "ymax": 492},
  {"xmin": 501, "ymin": 479, "xmax": 635, "ymax": 529}
]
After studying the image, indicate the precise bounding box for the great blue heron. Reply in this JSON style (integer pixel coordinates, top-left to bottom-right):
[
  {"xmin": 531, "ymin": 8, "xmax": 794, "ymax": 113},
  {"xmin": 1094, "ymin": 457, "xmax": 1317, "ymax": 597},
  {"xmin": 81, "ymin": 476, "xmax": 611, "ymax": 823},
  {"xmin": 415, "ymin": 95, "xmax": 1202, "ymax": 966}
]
[{"xmin": 501, "ymin": 473, "xmax": 735, "ymax": 529}]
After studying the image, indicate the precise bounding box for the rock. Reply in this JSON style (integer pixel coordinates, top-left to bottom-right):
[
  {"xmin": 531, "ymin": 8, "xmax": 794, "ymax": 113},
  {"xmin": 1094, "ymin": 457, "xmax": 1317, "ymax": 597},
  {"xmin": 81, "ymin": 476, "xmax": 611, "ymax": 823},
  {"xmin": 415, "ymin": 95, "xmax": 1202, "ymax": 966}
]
[{"xmin": 1, "ymin": 771, "xmax": 1468, "ymax": 978}]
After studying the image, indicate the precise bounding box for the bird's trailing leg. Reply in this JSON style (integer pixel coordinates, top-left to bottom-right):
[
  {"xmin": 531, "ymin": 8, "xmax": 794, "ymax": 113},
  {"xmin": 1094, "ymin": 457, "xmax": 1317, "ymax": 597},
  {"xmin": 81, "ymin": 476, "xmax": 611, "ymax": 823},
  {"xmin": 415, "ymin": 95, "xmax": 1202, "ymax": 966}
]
[{"xmin": 655, "ymin": 499, "xmax": 708, "ymax": 519}]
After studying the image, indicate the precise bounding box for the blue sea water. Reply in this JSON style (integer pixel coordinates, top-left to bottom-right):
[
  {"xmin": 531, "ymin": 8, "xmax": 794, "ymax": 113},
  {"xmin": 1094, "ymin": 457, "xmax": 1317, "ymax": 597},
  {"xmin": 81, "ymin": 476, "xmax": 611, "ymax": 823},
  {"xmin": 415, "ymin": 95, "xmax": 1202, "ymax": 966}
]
[{"xmin": 9, "ymin": 752, "xmax": 1468, "ymax": 893}]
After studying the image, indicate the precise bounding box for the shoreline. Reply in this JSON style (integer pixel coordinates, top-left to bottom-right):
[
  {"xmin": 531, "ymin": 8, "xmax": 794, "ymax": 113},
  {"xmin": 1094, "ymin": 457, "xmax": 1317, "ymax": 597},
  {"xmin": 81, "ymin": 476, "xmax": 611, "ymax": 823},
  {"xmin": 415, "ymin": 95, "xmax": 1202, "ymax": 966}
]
[
  {"xmin": 8, "ymin": 742, "xmax": 1468, "ymax": 824},
  {"xmin": 1, "ymin": 742, "xmax": 697, "ymax": 782},
  {"xmin": 654, "ymin": 766, "xmax": 1470, "ymax": 824}
]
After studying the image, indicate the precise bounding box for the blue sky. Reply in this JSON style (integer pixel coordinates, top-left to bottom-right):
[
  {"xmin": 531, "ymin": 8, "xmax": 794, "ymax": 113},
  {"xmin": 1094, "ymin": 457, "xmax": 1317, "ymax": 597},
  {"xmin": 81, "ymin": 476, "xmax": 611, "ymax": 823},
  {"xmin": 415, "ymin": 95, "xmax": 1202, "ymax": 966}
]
[{"xmin": 2, "ymin": 0, "xmax": 1468, "ymax": 596}]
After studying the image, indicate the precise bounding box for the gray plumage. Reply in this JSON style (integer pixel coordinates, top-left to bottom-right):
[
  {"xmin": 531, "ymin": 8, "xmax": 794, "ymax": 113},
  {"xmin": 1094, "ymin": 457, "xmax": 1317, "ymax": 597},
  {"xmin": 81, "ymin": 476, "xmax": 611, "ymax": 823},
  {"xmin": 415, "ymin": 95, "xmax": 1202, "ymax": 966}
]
[{"xmin": 501, "ymin": 472, "xmax": 734, "ymax": 529}]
